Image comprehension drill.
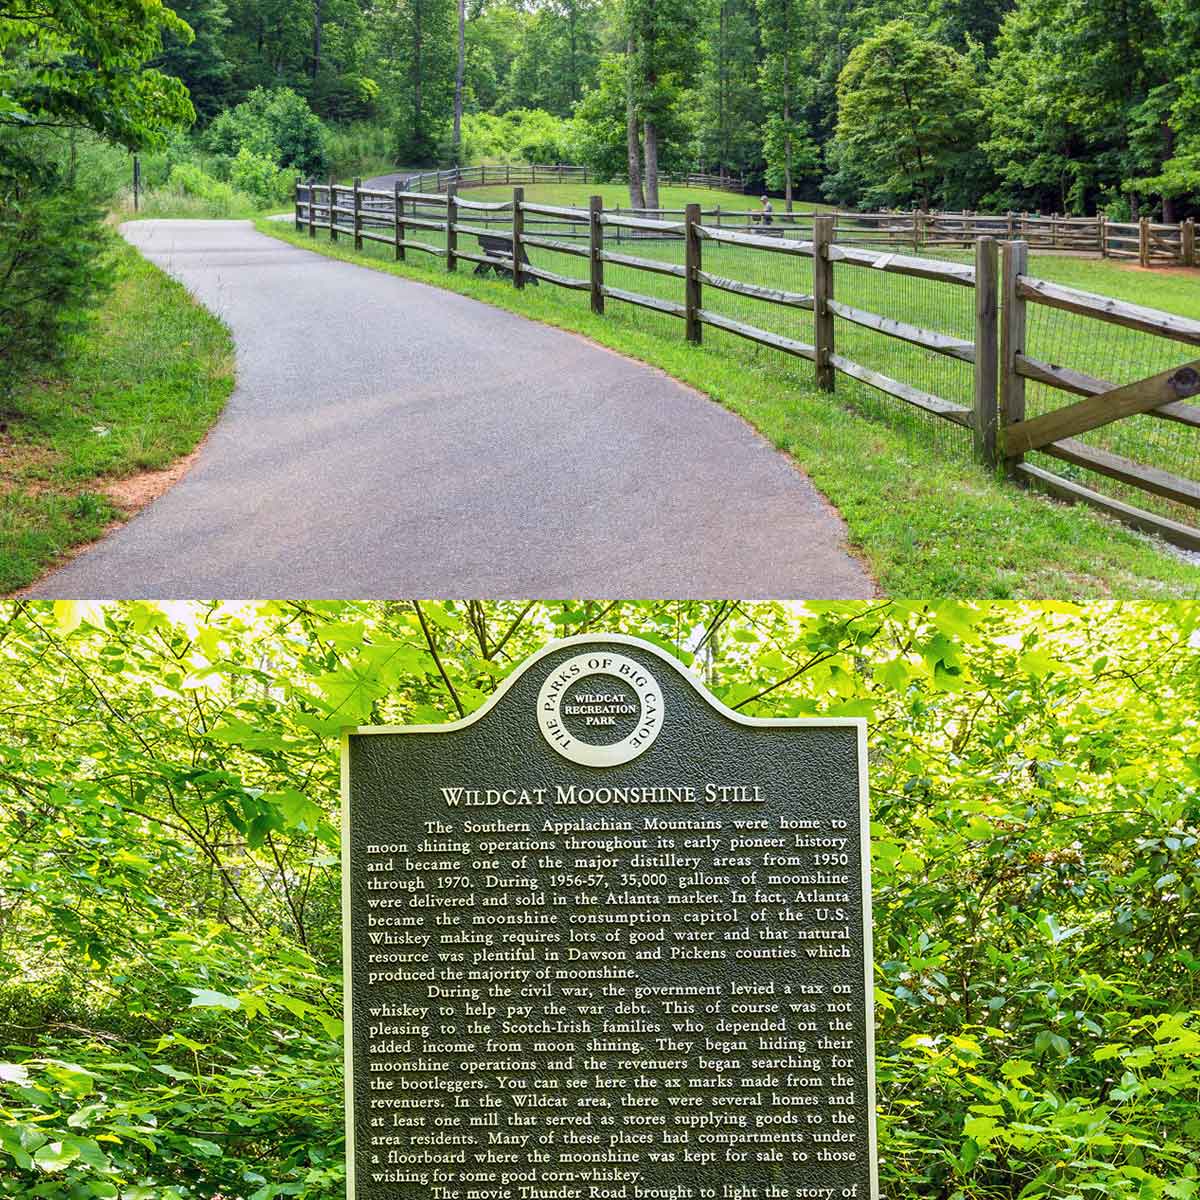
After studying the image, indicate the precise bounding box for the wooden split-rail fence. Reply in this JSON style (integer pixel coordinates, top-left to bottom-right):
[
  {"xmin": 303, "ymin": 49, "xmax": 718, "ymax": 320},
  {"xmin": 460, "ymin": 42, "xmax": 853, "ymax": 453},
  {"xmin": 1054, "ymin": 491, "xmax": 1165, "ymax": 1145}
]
[
  {"xmin": 295, "ymin": 181, "xmax": 1200, "ymax": 551},
  {"xmin": 362, "ymin": 166, "xmax": 1197, "ymax": 265},
  {"xmin": 398, "ymin": 163, "xmax": 745, "ymax": 195}
]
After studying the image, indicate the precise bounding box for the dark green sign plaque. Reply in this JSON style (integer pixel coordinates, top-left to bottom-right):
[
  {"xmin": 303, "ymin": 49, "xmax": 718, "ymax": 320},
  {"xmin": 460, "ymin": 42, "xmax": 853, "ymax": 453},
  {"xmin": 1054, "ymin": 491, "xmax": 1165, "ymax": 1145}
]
[{"xmin": 342, "ymin": 634, "xmax": 877, "ymax": 1200}]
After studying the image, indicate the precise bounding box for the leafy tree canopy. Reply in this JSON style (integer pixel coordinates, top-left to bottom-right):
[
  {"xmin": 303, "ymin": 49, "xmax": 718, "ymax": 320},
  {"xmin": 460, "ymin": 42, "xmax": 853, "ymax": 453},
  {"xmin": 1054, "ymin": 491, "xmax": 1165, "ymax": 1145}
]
[
  {"xmin": 0, "ymin": 0, "xmax": 194, "ymax": 148},
  {"xmin": 833, "ymin": 19, "xmax": 981, "ymax": 210}
]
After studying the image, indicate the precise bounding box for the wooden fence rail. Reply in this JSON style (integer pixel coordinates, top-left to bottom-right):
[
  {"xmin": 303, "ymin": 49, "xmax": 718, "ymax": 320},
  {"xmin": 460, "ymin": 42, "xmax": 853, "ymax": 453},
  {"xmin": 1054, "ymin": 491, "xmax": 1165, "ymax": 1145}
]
[
  {"xmin": 295, "ymin": 182, "xmax": 1200, "ymax": 550},
  {"xmin": 303, "ymin": 173, "xmax": 1197, "ymax": 265},
  {"xmin": 393, "ymin": 163, "xmax": 744, "ymax": 195}
]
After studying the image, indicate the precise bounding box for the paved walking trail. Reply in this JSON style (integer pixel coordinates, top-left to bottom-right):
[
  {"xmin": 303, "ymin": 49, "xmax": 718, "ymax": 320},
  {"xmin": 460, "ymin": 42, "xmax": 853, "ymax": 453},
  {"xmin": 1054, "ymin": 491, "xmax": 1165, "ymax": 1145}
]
[{"xmin": 32, "ymin": 219, "xmax": 872, "ymax": 598}]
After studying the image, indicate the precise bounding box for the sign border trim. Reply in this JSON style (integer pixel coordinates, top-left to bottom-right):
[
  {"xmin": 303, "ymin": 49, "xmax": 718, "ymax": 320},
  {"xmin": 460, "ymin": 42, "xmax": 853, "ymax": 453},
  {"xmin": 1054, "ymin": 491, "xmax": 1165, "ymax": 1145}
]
[{"xmin": 340, "ymin": 632, "xmax": 876, "ymax": 1200}]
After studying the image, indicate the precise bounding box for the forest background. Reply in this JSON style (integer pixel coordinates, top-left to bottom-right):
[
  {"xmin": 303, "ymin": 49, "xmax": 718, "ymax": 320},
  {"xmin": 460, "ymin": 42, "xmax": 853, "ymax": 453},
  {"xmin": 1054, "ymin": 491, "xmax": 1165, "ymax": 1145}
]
[
  {"xmin": 0, "ymin": 599, "xmax": 1197, "ymax": 1200},
  {"xmin": 5, "ymin": 0, "xmax": 1200, "ymax": 418}
]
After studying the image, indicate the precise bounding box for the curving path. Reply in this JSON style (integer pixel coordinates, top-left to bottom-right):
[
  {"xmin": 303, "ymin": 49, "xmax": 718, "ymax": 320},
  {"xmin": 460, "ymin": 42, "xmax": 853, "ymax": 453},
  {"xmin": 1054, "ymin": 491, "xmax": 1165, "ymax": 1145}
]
[{"xmin": 31, "ymin": 220, "xmax": 872, "ymax": 598}]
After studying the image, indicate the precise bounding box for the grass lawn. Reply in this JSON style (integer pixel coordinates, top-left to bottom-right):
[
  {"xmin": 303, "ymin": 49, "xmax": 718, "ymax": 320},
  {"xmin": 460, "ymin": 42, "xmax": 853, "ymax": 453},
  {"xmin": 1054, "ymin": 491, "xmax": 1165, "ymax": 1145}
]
[
  {"xmin": 359, "ymin": 176, "xmax": 819, "ymax": 215},
  {"xmin": 462, "ymin": 180, "xmax": 821, "ymax": 213},
  {"xmin": 259, "ymin": 214, "xmax": 1199, "ymax": 598},
  {"xmin": 0, "ymin": 235, "xmax": 235, "ymax": 594}
]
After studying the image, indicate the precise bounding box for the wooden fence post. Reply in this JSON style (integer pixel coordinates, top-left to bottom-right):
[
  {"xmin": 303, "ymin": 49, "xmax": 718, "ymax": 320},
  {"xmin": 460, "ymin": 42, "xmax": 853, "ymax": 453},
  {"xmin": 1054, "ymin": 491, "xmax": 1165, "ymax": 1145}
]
[
  {"xmin": 1182, "ymin": 218, "xmax": 1195, "ymax": 267},
  {"xmin": 1000, "ymin": 239, "xmax": 1028, "ymax": 477},
  {"xmin": 446, "ymin": 182, "xmax": 458, "ymax": 272},
  {"xmin": 685, "ymin": 203, "xmax": 702, "ymax": 345},
  {"xmin": 589, "ymin": 194, "xmax": 604, "ymax": 315},
  {"xmin": 1138, "ymin": 216, "xmax": 1150, "ymax": 268},
  {"xmin": 1099, "ymin": 213, "xmax": 1107, "ymax": 257},
  {"xmin": 813, "ymin": 214, "xmax": 835, "ymax": 392},
  {"xmin": 512, "ymin": 186, "xmax": 524, "ymax": 289},
  {"xmin": 394, "ymin": 182, "xmax": 405, "ymax": 262},
  {"xmin": 973, "ymin": 237, "xmax": 999, "ymax": 469},
  {"xmin": 294, "ymin": 177, "xmax": 302, "ymax": 231},
  {"xmin": 353, "ymin": 178, "xmax": 363, "ymax": 251},
  {"xmin": 307, "ymin": 179, "xmax": 316, "ymax": 238},
  {"xmin": 329, "ymin": 177, "xmax": 337, "ymax": 242}
]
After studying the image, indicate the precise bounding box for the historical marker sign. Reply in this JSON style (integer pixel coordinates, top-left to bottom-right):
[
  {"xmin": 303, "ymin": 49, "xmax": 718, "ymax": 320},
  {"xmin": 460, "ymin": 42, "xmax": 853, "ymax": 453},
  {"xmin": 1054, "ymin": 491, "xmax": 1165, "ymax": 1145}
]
[{"xmin": 341, "ymin": 634, "xmax": 877, "ymax": 1200}]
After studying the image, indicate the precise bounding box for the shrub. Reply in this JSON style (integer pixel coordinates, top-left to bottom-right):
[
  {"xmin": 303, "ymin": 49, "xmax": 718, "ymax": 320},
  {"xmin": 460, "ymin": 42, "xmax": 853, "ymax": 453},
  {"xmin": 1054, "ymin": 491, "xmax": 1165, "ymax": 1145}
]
[
  {"xmin": 454, "ymin": 108, "xmax": 574, "ymax": 166},
  {"xmin": 166, "ymin": 161, "xmax": 234, "ymax": 202},
  {"xmin": 229, "ymin": 147, "xmax": 292, "ymax": 206},
  {"xmin": 0, "ymin": 140, "xmax": 111, "ymax": 400},
  {"xmin": 205, "ymin": 87, "xmax": 329, "ymax": 176}
]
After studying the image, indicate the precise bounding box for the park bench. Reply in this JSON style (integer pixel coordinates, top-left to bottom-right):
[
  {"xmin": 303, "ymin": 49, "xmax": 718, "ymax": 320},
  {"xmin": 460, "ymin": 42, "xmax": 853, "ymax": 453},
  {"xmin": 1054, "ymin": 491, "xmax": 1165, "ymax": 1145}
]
[{"xmin": 474, "ymin": 233, "xmax": 538, "ymax": 283}]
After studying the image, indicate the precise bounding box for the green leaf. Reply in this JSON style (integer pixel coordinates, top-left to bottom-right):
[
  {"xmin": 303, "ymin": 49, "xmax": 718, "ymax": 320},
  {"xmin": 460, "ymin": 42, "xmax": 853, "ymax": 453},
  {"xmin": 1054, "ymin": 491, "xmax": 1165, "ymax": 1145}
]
[
  {"xmin": 187, "ymin": 988, "xmax": 242, "ymax": 1010},
  {"xmin": 33, "ymin": 1141, "xmax": 80, "ymax": 1171},
  {"xmin": 1034, "ymin": 1029, "xmax": 1070, "ymax": 1058}
]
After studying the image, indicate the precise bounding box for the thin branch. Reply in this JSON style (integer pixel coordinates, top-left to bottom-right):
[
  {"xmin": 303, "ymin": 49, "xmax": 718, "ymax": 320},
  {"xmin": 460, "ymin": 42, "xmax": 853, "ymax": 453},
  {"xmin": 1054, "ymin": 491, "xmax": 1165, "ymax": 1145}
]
[{"xmin": 412, "ymin": 601, "xmax": 465, "ymax": 717}]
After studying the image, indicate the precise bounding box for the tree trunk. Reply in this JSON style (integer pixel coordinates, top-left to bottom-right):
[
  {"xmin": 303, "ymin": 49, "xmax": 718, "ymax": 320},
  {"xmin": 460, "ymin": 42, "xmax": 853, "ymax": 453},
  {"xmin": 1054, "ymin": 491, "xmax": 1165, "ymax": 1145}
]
[
  {"xmin": 643, "ymin": 119, "xmax": 660, "ymax": 210},
  {"xmin": 312, "ymin": 0, "xmax": 322, "ymax": 80},
  {"xmin": 413, "ymin": 2, "xmax": 424, "ymax": 159},
  {"xmin": 782, "ymin": 91, "xmax": 793, "ymax": 210},
  {"xmin": 1161, "ymin": 122, "xmax": 1175, "ymax": 224},
  {"xmin": 782, "ymin": 40, "xmax": 793, "ymax": 211},
  {"xmin": 453, "ymin": 0, "xmax": 465, "ymax": 165},
  {"xmin": 625, "ymin": 37, "xmax": 645, "ymax": 209},
  {"xmin": 568, "ymin": 4, "xmax": 579, "ymax": 105}
]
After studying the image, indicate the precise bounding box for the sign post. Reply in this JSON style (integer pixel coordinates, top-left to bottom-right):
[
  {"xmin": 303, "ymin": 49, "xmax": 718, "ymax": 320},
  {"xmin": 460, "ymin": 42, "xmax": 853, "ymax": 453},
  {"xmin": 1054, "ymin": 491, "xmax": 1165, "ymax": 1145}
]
[{"xmin": 342, "ymin": 634, "xmax": 877, "ymax": 1200}]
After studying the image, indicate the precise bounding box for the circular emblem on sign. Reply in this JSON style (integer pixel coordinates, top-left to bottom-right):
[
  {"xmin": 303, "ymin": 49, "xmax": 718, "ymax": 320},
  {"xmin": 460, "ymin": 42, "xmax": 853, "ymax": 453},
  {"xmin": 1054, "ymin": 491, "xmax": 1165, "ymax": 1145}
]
[{"xmin": 537, "ymin": 652, "xmax": 664, "ymax": 767}]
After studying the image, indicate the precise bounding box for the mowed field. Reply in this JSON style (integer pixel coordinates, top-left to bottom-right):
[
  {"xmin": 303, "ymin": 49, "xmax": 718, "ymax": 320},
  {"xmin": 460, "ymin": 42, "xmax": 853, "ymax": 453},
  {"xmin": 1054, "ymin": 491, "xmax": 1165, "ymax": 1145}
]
[{"xmin": 323, "ymin": 181, "xmax": 1200, "ymax": 528}]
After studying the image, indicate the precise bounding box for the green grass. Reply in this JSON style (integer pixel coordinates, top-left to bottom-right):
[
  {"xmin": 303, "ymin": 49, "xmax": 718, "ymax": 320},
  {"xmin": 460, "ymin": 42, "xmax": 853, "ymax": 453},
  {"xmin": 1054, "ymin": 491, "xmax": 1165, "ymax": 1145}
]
[
  {"xmin": 455, "ymin": 179, "xmax": 816, "ymax": 213},
  {"xmin": 322, "ymin": 194, "xmax": 1200, "ymax": 525},
  {"xmin": 259, "ymin": 215, "xmax": 1199, "ymax": 597},
  {"xmin": 116, "ymin": 189, "xmax": 276, "ymax": 220},
  {"xmin": 0, "ymin": 236, "xmax": 235, "ymax": 593}
]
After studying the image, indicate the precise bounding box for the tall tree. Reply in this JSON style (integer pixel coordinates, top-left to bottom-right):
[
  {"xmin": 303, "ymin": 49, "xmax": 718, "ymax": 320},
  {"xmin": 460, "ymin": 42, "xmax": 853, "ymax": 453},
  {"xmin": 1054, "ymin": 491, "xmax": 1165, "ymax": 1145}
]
[
  {"xmin": 696, "ymin": 0, "xmax": 762, "ymax": 179},
  {"xmin": 375, "ymin": 0, "xmax": 456, "ymax": 163},
  {"xmin": 502, "ymin": 0, "xmax": 600, "ymax": 116},
  {"xmin": 453, "ymin": 0, "xmax": 466, "ymax": 163},
  {"xmin": 158, "ymin": 0, "xmax": 234, "ymax": 121},
  {"xmin": 833, "ymin": 19, "xmax": 979, "ymax": 209},
  {"xmin": 757, "ymin": 0, "xmax": 812, "ymax": 208},
  {"xmin": 982, "ymin": 0, "xmax": 1176, "ymax": 215},
  {"xmin": 623, "ymin": 0, "xmax": 699, "ymax": 208}
]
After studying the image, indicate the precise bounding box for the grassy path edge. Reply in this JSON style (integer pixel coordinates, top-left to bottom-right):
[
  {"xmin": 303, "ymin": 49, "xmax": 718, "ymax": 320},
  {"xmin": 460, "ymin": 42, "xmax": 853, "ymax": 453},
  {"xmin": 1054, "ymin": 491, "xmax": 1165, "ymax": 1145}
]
[
  {"xmin": 258, "ymin": 217, "xmax": 1197, "ymax": 599},
  {"xmin": 0, "ymin": 234, "xmax": 235, "ymax": 595}
]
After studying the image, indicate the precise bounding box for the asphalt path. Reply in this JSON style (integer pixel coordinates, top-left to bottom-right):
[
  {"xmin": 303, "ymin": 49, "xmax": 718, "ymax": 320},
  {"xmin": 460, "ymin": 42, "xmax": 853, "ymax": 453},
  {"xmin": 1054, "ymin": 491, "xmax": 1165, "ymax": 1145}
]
[{"xmin": 31, "ymin": 219, "xmax": 872, "ymax": 598}]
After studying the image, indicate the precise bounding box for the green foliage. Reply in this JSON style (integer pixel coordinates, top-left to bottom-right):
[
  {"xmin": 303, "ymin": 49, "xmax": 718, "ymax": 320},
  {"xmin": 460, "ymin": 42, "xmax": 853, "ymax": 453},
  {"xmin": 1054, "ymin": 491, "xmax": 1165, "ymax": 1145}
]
[
  {"xmin": 1, "ymin": 602, "xmax": 1198, "ymax": 1199},
  {"xmin": 154, "ymin": 0, "xmax": 233, "ymax": 122},
  {"xmin": 456, "ymin": 108, "xmax": 574, "ymax": 165},
  {"xmin": 832, "ymin": 19, "xmax": 982, "ymax": 210},
  {"xmin": 163, "ymin": 162, "xmax": 243, "ymax": 209},
  {"xmin": 757, "ymin": 0, "xmax": 818, "ymax": 204},
  {"xmin": 500, "ymin": 0, "xmax": 602, "ymax": 118},
  {"xmin": 694, "ymin": 0, "xmax": 763, "ymax": 178},
  {"xmin": 571, "ymin": 55, "xmax": 696, "ymax": 184},
  {"xmin": 205, "ymin": 87, "xmax": 329, "ymax": 176},
  {"xmin": 0, "ymin": 0, "xmax": 194, "ymax": 150},
  {"xmin": 0, "ymin": 139, "xmax": 111, "ymax": 402},
  {"xmin": 229, "ymin": 148, "xmax": 293, "ymax": 205},
  {"xmin": 376, "ymin": 0, "xmax": 457, "ymax": 164}
]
